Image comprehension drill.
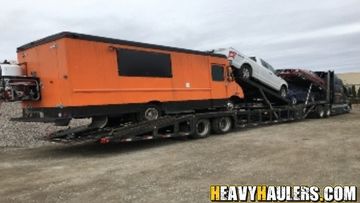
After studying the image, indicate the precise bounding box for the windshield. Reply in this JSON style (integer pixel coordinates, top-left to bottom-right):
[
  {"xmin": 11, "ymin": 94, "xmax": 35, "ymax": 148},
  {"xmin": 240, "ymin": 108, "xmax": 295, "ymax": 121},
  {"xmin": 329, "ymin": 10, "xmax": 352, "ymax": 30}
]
[{"xmin": 249, "ymin": 57, "xmax": 256, "ymax": 62}]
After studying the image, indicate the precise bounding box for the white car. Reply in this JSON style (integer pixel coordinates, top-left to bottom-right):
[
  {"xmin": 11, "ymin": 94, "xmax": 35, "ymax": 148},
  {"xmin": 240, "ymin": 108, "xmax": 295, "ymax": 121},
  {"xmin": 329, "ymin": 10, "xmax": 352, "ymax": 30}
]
[{"xmin": 213, "ymin": 48, "xmax": 288, "ymax": 98}]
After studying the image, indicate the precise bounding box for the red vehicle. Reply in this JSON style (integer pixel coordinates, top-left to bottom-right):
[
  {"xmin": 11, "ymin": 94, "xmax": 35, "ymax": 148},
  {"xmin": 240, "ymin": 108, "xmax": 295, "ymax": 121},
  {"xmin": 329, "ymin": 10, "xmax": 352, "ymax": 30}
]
[{"xmin": 276, "ymin": 69, "xmax": 326, "ymax": 89}]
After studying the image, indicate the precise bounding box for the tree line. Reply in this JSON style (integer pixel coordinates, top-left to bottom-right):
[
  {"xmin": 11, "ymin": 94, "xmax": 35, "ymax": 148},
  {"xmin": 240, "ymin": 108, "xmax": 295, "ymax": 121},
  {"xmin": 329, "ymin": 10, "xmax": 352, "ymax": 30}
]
[{"xmin": 348, "ymin": 85, "xmax": 360, "ymax": 98}]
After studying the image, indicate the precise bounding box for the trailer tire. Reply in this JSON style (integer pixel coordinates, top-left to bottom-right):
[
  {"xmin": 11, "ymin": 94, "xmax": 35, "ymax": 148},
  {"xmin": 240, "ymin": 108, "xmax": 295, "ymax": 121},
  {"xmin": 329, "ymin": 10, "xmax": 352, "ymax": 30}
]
[
  {"xmin": 212, "ymin": 117, "xmax": 232, "ymax": 134},
  {"xmin": 137, "ymin": 105, "xmax": 161, "ymax": 121},
  {"xmin": 191, "ymin": 119, "xmax": 211, "ymax": 138},
  {"xmin": 90, "ymin": 116, "xmax": 109, "ymax": 128},
  {"xmin": 345, "ymin": 104, "xmax": 351, "ymax": 112},
  {"xmin": 316, "ymin": 105, "xmax": 325, "ymax": 118}
]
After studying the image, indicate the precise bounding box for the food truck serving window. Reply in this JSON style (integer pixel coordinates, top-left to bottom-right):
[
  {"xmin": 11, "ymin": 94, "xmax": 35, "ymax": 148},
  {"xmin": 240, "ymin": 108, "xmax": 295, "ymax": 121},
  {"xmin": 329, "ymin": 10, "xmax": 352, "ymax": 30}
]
[{"xmin": 117, "ymin": 49, "xmax": 172, "ymax": 78}]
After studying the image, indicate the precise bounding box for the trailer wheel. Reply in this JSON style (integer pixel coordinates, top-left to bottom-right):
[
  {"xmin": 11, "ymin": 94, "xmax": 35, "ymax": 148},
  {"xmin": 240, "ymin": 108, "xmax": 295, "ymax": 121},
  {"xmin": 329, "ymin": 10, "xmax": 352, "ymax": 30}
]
[
  {"xmin": 138, "ymin": 105, "xmax": 161, "ymax": 121},
  {"xmin": 316, "ymin": 105, "xmax": 325, "ymax": 118},
  {"xmin": 212, "ymin": 117, "xmax": 232, "ymax": 134},
  {"xmin": 345, "ymin": 104, "xmax": 351, "ymax": 112},
  {"xmin": 191, "ymin": 119, "xmax": 211, "ymax": 138},
  {"xmin": 90, "ymin": 116, "xmax": 109, "ymax": 128}
]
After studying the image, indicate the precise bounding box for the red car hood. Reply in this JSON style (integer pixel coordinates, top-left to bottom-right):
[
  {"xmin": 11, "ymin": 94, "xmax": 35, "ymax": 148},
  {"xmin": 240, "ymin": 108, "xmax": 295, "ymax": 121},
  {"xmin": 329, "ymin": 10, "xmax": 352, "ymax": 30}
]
[{"xmin": 276, "ymin": 69, "xmax": 326, "ymax": 89}]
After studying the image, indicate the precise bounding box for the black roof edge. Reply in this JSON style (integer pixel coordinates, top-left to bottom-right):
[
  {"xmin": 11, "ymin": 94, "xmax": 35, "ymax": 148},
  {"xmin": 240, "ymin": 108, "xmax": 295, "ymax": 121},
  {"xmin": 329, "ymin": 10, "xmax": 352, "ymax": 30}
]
[{"xmin": 16, "ymin": 31, "xmax": 226, "ymax": 58}]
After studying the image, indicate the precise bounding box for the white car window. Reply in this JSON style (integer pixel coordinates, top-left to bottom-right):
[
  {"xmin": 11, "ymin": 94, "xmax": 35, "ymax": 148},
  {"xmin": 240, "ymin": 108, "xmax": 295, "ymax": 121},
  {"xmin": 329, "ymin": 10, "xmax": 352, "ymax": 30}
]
[
  {"xmin": 267, "ymin": 63, "xmax": 276, "ymax": 73},
  {"xmin": 261, "ymin": 59, "xmax": 276, "ymax": 73},
  {"xmin": 260, "ymin": 59, "xmax": 268, "ymax": 69}
]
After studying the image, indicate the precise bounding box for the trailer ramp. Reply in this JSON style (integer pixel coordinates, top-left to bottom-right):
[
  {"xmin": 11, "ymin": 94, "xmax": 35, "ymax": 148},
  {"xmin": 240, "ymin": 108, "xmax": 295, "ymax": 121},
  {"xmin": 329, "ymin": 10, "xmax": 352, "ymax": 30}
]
[
  {"xmin": 48, "ymin": 115, "xmax": 196, "ymax": 144},
  {"xmin": 235, "ymin": 79, "xmax": 290, "ymax": 106}
]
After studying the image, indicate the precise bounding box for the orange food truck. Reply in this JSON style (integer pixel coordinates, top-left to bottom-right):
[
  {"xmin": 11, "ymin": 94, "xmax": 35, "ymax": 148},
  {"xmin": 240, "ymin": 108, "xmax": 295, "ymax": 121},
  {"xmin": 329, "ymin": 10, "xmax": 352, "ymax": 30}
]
[{"xmin": 2, "ymin": 32, "xmax": 243, "ymax": 125}]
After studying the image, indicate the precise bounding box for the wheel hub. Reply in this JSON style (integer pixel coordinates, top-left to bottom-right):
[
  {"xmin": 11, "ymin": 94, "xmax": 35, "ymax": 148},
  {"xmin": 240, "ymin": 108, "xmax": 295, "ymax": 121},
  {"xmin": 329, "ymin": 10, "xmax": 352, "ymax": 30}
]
[
  {"xmin": 197, "ymin": 123, "xmax": 205, "ymax": 133},
  {"xmin": 243, "ymin": 68, "xmax": 250, "ymax": 79},
  {"xmin": 218, "ymin": 117, "xmax": 231, "ymax": 132},
  {"xmin": 226, "ymin": 102, "xmax": 234, "ymax": 110},
  {"xmin": 280, "ymin": 89, "xmax": 287, "ymax": 98},
  {"xmin": 144, "ymin": 108, "xmax": 159, "ymax": 120}
]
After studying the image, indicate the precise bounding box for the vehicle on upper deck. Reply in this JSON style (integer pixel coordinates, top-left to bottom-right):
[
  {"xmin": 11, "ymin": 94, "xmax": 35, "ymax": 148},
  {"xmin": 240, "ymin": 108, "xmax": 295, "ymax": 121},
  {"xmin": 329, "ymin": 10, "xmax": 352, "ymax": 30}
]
[
  {"xmin": 212, "ymin": 48, "xmax": 288, "ymax": 98},
  {"xmin": 276, "ymin": 68, "xmax": 326, "ymax": 105}
]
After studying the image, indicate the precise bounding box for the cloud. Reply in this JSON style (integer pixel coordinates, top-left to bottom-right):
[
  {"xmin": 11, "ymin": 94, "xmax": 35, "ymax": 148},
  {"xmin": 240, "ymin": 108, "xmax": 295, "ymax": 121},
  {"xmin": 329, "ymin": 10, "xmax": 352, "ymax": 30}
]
[{"xmin": 0, "ymin": 0, "xmax": 359, "ymax": 72}]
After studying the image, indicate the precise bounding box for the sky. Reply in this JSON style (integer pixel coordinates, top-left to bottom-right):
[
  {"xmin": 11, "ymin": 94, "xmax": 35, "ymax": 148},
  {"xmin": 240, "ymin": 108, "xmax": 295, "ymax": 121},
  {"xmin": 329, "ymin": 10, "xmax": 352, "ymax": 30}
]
[{"xmin": 0, "ymin": 0, "xmax": 359, "ymax": 72}]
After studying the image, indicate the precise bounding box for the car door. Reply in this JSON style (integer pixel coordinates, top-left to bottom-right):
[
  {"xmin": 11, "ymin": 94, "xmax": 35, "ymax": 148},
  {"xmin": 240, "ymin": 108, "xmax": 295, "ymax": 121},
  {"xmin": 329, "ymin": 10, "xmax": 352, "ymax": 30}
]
[
  {"xmin": 251, "ymin": 57, "xmax": 268, "ymax": 84},
  {"xmin": 249, "ymin": 57, "xmax": 264, "ymax": 82},
  {"xmin": 266, "ymin": 62, "xmax": 281, "ymax": 90}
]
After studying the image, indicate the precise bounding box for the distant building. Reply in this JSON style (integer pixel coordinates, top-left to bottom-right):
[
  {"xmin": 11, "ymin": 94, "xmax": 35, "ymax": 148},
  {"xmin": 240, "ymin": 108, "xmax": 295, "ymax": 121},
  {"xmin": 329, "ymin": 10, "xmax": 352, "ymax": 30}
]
[
  {"xmin": 337, "ymin": 72, "xmax": 360, "ymax": 88},
  {"xmin": 338, "ymin": 72, "xmax": 360, "ymax": 98}
]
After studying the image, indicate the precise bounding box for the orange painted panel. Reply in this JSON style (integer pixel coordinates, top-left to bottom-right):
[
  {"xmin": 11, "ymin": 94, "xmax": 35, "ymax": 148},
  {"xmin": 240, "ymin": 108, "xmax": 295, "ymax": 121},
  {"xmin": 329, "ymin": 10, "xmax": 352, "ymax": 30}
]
[{"xmin": 17, "ymin": 37, "xmax": 244, "ymax": 108}]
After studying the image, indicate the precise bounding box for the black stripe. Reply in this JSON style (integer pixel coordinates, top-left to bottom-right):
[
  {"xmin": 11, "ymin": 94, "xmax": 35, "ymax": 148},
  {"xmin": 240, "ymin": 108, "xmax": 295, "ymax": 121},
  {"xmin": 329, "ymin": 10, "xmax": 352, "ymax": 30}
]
[
  {"xmin": 17, "ymin": 32, "xmax": 226, "ymax": 58},
  {"xmin": 18, "ymin": 99, "xmax": 229, "ymax": 122}
]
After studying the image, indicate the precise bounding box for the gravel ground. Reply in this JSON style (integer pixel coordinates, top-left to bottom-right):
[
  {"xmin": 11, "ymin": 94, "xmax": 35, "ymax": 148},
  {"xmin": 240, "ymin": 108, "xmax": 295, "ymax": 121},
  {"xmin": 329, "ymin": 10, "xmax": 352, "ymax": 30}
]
[
  {"xmin": 0, "ymin": 103, "xmax": 49, "ymax": 147},
  {"xmin": 0, "ymin": 103, "xmax": 89, "ymax": 148}
]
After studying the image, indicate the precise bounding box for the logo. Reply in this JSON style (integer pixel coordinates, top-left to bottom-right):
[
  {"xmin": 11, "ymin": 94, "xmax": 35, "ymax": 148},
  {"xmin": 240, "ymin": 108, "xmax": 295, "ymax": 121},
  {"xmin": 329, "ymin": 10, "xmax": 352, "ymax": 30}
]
[{"xmin": 210, "ymin": 185, "xmax": 357, "ymax": 202}]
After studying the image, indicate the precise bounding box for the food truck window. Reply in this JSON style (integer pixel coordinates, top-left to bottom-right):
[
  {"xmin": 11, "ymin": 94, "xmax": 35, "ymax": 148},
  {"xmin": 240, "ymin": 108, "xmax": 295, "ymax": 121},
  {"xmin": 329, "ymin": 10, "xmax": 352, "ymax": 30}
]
[{"xmin": 117, "ymin": 49, "xmax": 172, "ymax": 78}]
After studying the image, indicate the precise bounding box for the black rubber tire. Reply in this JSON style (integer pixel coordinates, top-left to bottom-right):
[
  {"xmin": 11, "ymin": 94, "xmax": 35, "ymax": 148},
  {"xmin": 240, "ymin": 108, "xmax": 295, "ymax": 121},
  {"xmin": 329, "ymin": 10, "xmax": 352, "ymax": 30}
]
[
  {"xmin": 238, "ymin": 65, "xmax": 252, "ymax": 81},
  {"xmin": 137, "ymin": 105, "xmax": 161, "ymax": 121},
  {"xmin": 90, "ymin": 116, "xmax": 109, "ymax": 128},
  {"xmin": 190, "ymin": 119, "xmax": 211, "ymax": 139},
  {"xmin": 211, "ymin": 117, "xmax": 232, "ymax": 134},
  {"xmin": 280, "ymin": 86, "xmax": 287, "ymax": 98},
  {"xmin": 345, "ymin": 104, "xmax": 351, "ymax": 112}
]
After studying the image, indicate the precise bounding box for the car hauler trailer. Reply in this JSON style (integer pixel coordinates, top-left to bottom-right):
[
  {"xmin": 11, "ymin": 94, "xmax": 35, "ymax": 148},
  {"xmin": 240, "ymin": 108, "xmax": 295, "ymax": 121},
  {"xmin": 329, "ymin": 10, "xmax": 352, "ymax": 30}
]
[
  {"xmin": 0, "ymin": 32, "xmax": 351, "ymax": 144},
  {"xmin": 47, "ymin": 69, "xmax": 347, "ymax": 144}
]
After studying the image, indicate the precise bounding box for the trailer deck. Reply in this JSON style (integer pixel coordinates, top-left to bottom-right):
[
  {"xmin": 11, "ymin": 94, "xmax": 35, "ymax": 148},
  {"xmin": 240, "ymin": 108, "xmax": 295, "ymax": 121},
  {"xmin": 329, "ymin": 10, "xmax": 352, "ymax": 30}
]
[
  {"xmin": 45, "ymin": 70, "xmax": 350, "ymax": 144},
  {"xmin": 47, "ymin": 105, "xmax": 306, "ymax": 144}
]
